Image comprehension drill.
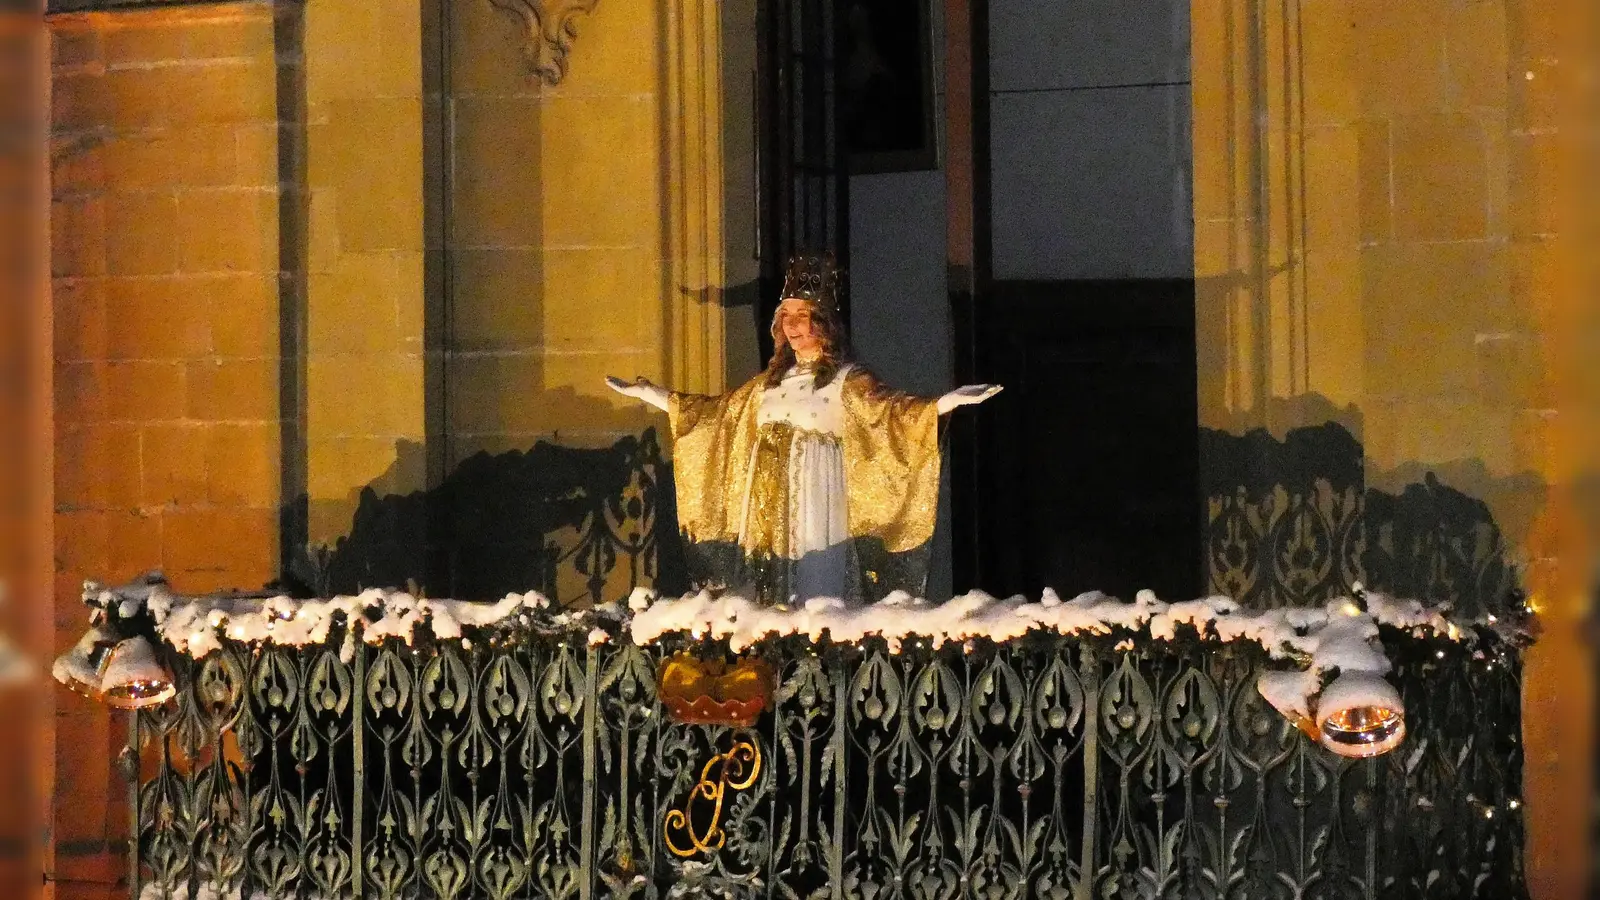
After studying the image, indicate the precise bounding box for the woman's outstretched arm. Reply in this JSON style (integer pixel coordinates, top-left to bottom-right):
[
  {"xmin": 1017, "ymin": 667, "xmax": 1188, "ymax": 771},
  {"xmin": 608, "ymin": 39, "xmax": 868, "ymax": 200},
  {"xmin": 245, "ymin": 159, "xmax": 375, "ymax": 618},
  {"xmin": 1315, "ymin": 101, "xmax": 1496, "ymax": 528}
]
[
  {"xmin": 935, "ymin": 383, "xmax": 1003, "ymax": 415},
  {"xmin": 604, "ymin": 375, "xmax": 671, "ymax": 413}
]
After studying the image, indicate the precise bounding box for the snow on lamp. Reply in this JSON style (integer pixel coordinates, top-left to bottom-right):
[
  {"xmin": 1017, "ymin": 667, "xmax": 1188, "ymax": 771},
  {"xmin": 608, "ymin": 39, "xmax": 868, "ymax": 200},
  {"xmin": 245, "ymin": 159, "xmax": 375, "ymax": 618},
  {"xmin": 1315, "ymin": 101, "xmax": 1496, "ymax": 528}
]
[
  {"xmin": 1255, "ymin": 597, "xmax": 1407, "ymax": 759},
  {"xmin": 54, "ymin": 572, "xmax": 177, "ymax": 709},
  {"xmin": 1255, "ymin": 668, "xmax": 1322, "ymax": 742}
]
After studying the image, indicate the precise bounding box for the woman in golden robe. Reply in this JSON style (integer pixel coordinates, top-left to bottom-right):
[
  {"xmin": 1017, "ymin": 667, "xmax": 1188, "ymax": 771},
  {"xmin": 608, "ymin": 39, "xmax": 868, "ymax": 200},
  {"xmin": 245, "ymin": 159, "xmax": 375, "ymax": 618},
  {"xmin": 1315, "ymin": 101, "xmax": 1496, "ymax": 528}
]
[{"xmin": 607, "ymin": 255, "xmax": 999, "ymax": 605}]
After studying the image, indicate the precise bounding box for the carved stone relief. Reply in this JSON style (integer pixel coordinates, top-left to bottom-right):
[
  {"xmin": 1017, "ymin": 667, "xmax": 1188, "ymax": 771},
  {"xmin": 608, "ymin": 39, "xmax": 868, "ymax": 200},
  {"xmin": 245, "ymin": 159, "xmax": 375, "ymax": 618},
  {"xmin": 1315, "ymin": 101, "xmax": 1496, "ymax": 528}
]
[{"xmin": 488, "ymin": 0, "xmax": 599, "ymax": 85}]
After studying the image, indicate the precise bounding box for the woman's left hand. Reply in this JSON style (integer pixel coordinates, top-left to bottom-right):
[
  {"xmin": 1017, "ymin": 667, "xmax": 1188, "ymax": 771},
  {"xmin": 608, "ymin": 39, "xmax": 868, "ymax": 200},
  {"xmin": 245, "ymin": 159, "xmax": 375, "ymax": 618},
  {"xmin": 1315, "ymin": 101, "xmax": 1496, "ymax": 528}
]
[{"xmin": 936, "ymin": 383, "xmax": 1002, "ymax": 415}]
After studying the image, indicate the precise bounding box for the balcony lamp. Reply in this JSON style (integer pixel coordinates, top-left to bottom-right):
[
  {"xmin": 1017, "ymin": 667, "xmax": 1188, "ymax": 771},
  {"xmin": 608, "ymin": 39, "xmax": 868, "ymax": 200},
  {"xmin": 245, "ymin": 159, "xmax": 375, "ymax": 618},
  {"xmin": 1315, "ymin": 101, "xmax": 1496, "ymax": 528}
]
[
  {"xmin": 96, "ymin": 635, "xmax": 177, "ymax": 709},
  {"xmin": 51, "ymin": 624, "xmax": 119, "ymax": 699},
  {"xmin": 1256, "ymin": 600, "xmax": 1407, "ymax": 759},
  {"xmin": 1314, "ymin": 670, "xmax": 1406, "ymax": 758},
  {"xmin": 53, "ymin": 582, "xmax": 177, "ymax": 709}
]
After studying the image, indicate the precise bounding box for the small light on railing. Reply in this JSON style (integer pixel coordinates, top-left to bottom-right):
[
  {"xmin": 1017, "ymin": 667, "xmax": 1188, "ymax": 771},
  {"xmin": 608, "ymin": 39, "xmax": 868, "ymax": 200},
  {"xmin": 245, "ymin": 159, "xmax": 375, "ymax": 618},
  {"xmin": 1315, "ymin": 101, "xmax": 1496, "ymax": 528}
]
[
  {"xmin": 1435, "ymin": 650, "xmax": 1445, "ymax": 659},
  {"xmin": 1508, "ymin": 798, "xmax": 1521, "ymax": 810}
]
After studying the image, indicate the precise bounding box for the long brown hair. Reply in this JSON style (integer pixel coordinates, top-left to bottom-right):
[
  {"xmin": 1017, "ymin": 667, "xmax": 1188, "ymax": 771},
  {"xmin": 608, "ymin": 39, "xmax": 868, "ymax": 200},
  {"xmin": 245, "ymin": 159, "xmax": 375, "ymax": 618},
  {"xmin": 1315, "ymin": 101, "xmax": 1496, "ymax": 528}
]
[{"xmin": 762, "ymin": 298, "xmax": 851, "ymax": 389}]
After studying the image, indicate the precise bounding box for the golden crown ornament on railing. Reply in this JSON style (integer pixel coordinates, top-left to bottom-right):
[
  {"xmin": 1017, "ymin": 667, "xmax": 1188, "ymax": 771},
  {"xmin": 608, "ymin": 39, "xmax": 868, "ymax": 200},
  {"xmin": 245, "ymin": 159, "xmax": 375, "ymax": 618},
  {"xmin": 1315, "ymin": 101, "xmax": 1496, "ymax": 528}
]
[{"xmin": 657, "ymin": 652, "xmax": 775, "ymax": 728}]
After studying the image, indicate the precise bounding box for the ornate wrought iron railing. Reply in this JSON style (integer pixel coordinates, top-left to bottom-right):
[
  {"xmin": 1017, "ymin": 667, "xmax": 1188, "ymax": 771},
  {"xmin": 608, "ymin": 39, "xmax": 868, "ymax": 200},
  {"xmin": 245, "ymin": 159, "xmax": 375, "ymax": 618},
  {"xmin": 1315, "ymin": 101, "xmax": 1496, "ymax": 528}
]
[{"xmin": 126, "ymin": 631, "xmax": 1525, "ymax": 900}]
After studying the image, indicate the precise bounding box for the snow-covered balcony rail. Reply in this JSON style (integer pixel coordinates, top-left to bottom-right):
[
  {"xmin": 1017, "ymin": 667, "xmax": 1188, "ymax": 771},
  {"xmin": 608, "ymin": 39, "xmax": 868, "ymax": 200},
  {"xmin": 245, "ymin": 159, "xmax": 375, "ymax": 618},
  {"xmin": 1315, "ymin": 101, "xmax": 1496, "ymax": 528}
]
[{"xmin": 79, "ymin": 582, "xmax": 1530, "ymax": 900}]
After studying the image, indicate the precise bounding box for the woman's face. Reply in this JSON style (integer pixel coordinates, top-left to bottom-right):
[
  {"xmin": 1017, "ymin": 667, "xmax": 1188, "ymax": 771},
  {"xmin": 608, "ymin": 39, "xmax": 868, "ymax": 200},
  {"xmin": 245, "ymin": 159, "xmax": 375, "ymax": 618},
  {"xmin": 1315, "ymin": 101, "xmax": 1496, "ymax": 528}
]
[{"xmin": 777, "ymin": 298, "xmax": 822, "ymax": 359}]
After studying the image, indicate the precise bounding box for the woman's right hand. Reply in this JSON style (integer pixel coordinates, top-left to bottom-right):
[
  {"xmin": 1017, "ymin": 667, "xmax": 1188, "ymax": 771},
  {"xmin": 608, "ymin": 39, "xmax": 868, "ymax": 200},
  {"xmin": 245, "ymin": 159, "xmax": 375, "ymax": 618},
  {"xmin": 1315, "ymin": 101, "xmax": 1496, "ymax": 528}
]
[
  {"xmin": 606, "ymin": 375, "xmax": 670, "ymax": 412},
  {"xmin": 605, "ymin": 375, "xmax": 642, "ymax": 398}
]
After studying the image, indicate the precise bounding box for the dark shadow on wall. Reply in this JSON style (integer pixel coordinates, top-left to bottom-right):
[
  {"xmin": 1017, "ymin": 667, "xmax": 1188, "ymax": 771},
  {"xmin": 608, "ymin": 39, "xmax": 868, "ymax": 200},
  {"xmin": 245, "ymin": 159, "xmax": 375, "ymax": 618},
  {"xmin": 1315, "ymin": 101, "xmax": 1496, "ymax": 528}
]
[
  {"xmin": 271, "ymin": 272, "xmax": 770, "ymax": 606},
  {"xmin": 1202, "ymin": 418, "xmax": 1542, "ymax": 619},
  {"xmin": 1201, "ymin": 422, "xmax": 1365, "ymax": 608},
  {"xmin": 282, "ymin": 428, "xmax": 688, "ymax": 606},
  {"xmin": 693, "ymin": 277, "xmax": 766, "ymax": 386}
]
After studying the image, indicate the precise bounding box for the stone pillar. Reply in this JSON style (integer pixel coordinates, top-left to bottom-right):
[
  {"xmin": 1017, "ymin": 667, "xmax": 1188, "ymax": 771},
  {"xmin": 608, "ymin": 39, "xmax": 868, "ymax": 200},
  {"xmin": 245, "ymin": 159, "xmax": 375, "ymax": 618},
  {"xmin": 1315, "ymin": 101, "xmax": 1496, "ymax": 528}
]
[
  {"xmin": 300, "ymin": 0, "xmax": 429, "ymax": 559},
  {"xmin": 48, "ymin": 4, "xmax": 286, "ymax": 895},
  {"xmin": 662, "ymin": 0, "xmax": 731, "ymax": 397}
]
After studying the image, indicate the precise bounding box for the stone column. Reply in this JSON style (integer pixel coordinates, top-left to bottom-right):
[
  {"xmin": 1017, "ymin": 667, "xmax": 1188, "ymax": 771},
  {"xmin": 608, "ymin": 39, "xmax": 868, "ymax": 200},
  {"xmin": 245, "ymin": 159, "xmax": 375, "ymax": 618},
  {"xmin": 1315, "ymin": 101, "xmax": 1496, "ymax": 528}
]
[
  {"xmin": 48, "ymin": 5, "xmax": 287, "ymax": 894},
  {"xmin": 300, "ymin": 0, "xmax": 429, "ymax": 564}
]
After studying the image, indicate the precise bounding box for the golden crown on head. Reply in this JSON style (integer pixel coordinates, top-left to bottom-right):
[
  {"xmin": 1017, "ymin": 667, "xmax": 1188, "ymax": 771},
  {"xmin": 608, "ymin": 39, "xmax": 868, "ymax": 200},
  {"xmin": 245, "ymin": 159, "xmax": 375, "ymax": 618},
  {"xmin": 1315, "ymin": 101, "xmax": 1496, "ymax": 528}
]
[{"xmin": 780, "ymin": 253, "xmax": 842, "ymax": 310}]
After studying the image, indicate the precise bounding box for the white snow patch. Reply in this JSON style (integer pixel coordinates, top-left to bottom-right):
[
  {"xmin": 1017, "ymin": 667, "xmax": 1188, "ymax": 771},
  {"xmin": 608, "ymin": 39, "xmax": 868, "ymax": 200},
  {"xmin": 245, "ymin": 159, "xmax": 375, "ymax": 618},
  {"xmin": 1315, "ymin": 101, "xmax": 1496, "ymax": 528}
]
[
  {"xmin": 143, "ymin": 587, "xmax": 565, "ymax": 659},
  {"xmin": 624, "ymin": 587, "xmax": 1472, "ymax": 662},
  {"xmin": 1257, "ymin": 668, "xmax": 1320, "ymax": 719},
  {"xmin": 81, "ymin": 574, "xmax": 1488, "ymax": 676}
]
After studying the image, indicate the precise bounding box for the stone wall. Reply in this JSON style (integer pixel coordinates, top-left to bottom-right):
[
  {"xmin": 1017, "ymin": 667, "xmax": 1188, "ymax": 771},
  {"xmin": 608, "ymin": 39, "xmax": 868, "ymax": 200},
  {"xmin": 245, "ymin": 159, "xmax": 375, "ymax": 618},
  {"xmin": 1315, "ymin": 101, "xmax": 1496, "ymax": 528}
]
[
  {"xmin": 299, "ymin": 0, "xmax": 429, "ymax": 553},
  {"xmin": 286, "ymin": 0, "xmax": 743, "ymax": 606},
  {"xmin": 1191, "ymin": 1, "xmax": 1588, "ymax": 895},
  {"xmin": 46, "ymin": 2, "xmax": 748, "ymax": 890}
]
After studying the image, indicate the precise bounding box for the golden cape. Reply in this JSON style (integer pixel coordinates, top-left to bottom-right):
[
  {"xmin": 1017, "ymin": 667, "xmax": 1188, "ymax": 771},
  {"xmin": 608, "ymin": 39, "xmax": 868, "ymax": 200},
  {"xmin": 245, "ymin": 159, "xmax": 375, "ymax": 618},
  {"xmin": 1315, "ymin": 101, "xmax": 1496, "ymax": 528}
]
[{"xmin": 667, "ymin": 366, "xmax": 941, "ymax": 598}]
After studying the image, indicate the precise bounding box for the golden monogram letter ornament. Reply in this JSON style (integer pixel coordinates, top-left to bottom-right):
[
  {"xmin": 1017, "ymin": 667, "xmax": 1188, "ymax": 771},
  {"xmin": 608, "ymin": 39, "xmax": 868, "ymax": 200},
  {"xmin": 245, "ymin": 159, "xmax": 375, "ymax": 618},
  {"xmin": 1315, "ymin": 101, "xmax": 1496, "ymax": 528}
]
[{"xmin": 663, "ymin": 736, "xmax": 763, "ymax": 858}]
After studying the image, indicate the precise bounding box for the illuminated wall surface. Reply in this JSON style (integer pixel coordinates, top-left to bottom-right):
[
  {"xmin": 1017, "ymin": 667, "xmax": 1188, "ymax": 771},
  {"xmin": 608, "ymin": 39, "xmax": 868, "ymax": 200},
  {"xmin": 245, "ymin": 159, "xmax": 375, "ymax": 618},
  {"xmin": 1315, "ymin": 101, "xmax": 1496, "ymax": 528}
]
[
  {"xmin": 1191, "ymin": 1, "xmax": 1590, "ymax": 897},
  {"xmin": 50, "ymin": 9, "xmax": 283, "ymax": 896},
  {"xmin": 42, "ymin": 0, "xmax": 1589, "ymax": 897},
  {"xmin": 46, "ymin": 2, "xmax": 744, "ymax": 896}
]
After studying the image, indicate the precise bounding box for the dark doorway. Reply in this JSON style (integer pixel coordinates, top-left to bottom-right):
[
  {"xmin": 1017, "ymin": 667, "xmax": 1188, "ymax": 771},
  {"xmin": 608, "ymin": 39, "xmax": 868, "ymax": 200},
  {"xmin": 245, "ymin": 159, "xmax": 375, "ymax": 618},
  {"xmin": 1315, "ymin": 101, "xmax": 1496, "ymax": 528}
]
[
  {"xmin": 755, "ymin": 0, "xmax": 851, "ymax": 360},
  {"xmin": 966, "ymin": 280, "xmax": 1202, "ymax": 603}
]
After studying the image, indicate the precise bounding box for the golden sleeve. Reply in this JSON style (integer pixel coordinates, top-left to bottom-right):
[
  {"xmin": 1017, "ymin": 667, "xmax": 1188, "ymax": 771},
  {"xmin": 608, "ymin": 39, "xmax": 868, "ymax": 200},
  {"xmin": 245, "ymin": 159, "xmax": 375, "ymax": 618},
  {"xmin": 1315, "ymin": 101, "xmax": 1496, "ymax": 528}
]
[
  {"xmin": 666, "ymin": 378, "xmax": 761, "ymax": 545},
  {"xmin": 839, "ymin": 368, "xmax": 943, "ymax": 554}
]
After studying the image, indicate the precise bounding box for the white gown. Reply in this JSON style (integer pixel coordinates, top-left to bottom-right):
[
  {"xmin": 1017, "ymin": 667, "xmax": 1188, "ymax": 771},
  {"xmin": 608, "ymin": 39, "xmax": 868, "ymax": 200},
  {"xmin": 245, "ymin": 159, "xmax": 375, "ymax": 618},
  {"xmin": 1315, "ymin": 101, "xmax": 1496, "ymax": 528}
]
[
  {"xmin": 743, "ymin": 365, "xmax": 852, "ymax": 602},
  {"xmin": 640, "ymin": 359, "xmax": 945, "ymax": 605}
]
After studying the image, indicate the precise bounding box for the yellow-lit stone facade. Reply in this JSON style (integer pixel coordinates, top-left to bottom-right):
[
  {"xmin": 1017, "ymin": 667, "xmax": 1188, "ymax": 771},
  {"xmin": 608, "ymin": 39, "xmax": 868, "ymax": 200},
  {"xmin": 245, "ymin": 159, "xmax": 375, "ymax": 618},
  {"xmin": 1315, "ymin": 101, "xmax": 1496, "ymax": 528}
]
[
  {"xmin": 442, "ymin": 0, "xmax": 680, "ymax": 458},
  {"xmin": 46, "ymin": 0, "xmax": 754, "ymax": 892},
  {"xmin": 300, "ymin": 0, "xmax": 429, "ymax": 546},
  {"xmin": 1193, "ymin": 1, "xmax": 1588, "ymax": 896},
  {"xmin": 51, "ymin": 5, "xmax": 282, "ymax": 594},
  {"xmin": 42, "ymin": 0, "xmax": 1589, "ymax": 894},
  {"xmin": 291, "ymin": 0, "xmax": 752, "ymax": 603}
]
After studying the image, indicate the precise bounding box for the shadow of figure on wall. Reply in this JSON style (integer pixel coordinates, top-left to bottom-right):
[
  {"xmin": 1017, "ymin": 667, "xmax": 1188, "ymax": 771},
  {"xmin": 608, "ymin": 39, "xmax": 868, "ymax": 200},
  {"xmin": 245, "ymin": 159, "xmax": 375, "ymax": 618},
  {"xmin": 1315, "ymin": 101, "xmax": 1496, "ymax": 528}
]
[
  {"xmin": 289, "ymin": 428, "xmax": 688, "ymax": 606},
  {"xmin": 1202, "ymin": 418, "xmax": 1541, "ymax": 619}
]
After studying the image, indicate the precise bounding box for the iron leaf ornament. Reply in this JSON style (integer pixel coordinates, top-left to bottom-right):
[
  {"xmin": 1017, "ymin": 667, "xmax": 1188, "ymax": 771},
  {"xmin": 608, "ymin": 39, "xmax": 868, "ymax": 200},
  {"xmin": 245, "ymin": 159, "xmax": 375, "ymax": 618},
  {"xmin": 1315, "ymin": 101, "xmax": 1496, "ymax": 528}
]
[{"xmin": 489, "ymin": 0, "xmax": 600, "ymax": 85}]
